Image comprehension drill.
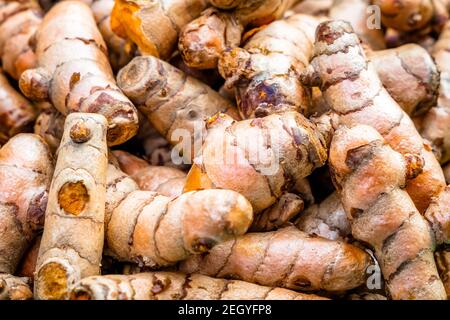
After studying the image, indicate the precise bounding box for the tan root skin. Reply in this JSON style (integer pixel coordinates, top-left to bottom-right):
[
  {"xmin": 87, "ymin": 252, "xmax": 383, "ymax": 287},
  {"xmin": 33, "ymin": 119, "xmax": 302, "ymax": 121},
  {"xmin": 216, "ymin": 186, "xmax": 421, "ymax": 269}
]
[
  {"xmin": 113, "ymin": 150, "xmax": 186, "ymax": 198},
  {"xmin": 178, "ymin": 0, "xmax": 297, "ymax": 70},
  {"xmin": 301, "ymin": 20, "xmax": 445, "ymax": 213},
  {"xmin": 180, "ymin": 226, "xmax": 371, "ymax": 292},
  {"xmin": 111, "ymin": 0, "xmax": 208, "ymax": 60},
  {"xmin": 218, "ymin": 14, "xmax": 321, "ymax": 118},
  {"xmin": 0, "ymin": 0, "xmax": 42, "ymax": 79},
  {"xmin": 69, "ymin": 272, "xmax": 327, "ymax": 300},
  {"xmin": 0, "ymin": 134, "xmax": 53, "ymax": 276},
  {"xmin": 104, "ymin": 183, "xmax": 253, "ymax": 267},
  {"xmin": 421, "ymin": 21, "xmax": 450, "ymax": 164},
  {"xmin": 117, "ymin": 55, "xmax": 238, "ymax": 162},
  {"xmin": 18, "ymin": 1, "xmax": 138, "ymax": 146},
  {"xmin": 368, "ymin": 44, "xmax": 439, "ymax": 117},
  {"xmin": 329, "ymin": 124, "xmax": 446, "ymax": 300},
  {"xmin": 424, "ymin": 185, "xmax": 450, "ymax": 244},
  {"xmin": 0, "ymin": 72, "xmax": 37, "ymax": 144},
  {"xmin": 35, "ymin": 113, "xmax": 108, "ymax": 300},
  {"xmin": 184, "ymin": 111, "xmax": 333, "ymax": 214}
]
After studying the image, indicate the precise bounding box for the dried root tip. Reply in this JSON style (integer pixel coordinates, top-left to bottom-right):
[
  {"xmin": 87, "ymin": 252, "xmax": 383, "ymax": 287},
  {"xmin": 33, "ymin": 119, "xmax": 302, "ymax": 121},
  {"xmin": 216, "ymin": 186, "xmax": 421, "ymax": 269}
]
[
  {"xmin": 0, "ymin": 274, "xmax": 32, "ymax": 300},
  {"xmin": 19, "ymin": 68, "xmax": 52, "ymax": 101},
  {"xmin": 69, "ymin": 272, "xmax": 328, "ymax": 300},
  {"xmin": 179, "ymin": 8, "xmax": 243, "ymax": 69},
  {"xmin": 404, "ymin": 153, "xmax": 425, "ymax": 180},
  {"xmin": 250, "ymin": 193, "xmax": 304, "ymax": 232},
  {"xmin": 218, "ymin": 47, "xmax": 252, "ymax": 87}
]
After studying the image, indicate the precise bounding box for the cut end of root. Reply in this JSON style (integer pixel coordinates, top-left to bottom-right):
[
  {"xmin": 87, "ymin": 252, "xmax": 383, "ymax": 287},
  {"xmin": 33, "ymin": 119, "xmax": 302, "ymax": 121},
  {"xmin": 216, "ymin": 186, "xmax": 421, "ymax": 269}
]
[
  {"xmin": 58, "ymin": 181, "xmax": 89, "ymax": 215},
  {"xmin": 37, "ymin": 262, "xmax": 70, "ymax": 300}
]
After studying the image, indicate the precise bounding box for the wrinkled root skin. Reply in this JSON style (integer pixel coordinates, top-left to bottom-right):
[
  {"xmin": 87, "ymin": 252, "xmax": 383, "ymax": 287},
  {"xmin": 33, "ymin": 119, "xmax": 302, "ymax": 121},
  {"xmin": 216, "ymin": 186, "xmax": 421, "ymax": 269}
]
[
  {"xmin": 329, "ymin": 124, "xmax": 446, "ymax": 300},
  {"xmin": 69, "ymin": 272, "xmax": 328, "ymax": 300}
]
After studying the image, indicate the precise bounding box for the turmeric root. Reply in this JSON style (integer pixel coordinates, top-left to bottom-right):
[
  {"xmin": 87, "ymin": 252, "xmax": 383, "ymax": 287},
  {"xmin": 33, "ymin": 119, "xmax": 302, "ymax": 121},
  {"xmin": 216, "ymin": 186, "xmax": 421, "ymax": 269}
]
[
  {"xmin": 105, "ymin": 188, "xmax": 253, "ymax": 268},
  {"xmin": 91, "ymin": 0, "xmax": 136, "ymax": 71},
  {"xmin": 329, "ymin": 0, "xmax": 386, "ymax": 50},
  {"xmin": 368, "ymin": 44, "xmax": 440, "ymax": 117},
  {"xmin": 420, "ymin": 21, "xmax": 450, "ymax": 163},
  {"xmin": 295, "ymin": 192, "xmax": 351, "ymax": 241},
  {"xmin": 184, "ymin": 111, "xmax": 333, "ymax": 213},
  {"xmin": 301, "ymin": 20, "xmax": 445, "ymax": 213},
  {"xmin": 104, "ymin": 159, "xmax": 253, "ymax": 268},
  {"xmin": 70, "ymin": 272, "xmax": 327, "ymax": 300},
  {"xmin": 178, "ymin": 0, "xmax": 297, "ymax": 70},
  {"xmin": 117, "ymin": 55, "xmax": 238, "ymax": 161},
  {"xmin": 0, "ymin": 134, "xmax": 53, "ymax": 276},
  {"xmin": 34, "ymin": 107, "xmax": 65, "ymax": 153},
  {"xmin": 112, "ymin": 150, "xmax": 186, "ymax": 198},
  {"xmin": 111, "ymin": 0, "xmax": 208, "ymax": 60},
  {"xmin": 218, "ymin": 14, "xmax": 321, "ymax": 118},
  {"xmin": 180, "ymin": 226, "xmax": 371, "ymax": 292},
  {"xmin": 19, "ymin": 1, "xmax": 139, "ymax": 146},
  {"xmin": 424, "ymin": 185, "xmax": 450, "ymax": 244},
  {"xmin": 0, "ymin": 274, "xmax": 33, "ymax": 300},
  {"xmin": 309, "ymin": 44, "xmax": 441, "ymax": 118},
  {"xmin": 435, "ymin": 248, "xmax": 450, "ymax": 298},
  {"xmin": 373, "ymin": 0, "xmax": 449, "ymax": 32},
  {"xmin": 0, "ymin": 0, "xmax": 42, "ymax": 79},
  {"xmin": 17, "ymin": 235, "xmax": 41, "ymax": 281},
  {"xmin": 35, "ymin": 113, "xmax": 108, "ymax": 300},
  {"xmin": 0, "ymin": 71, "xmax": 37, "ymax": 144},
  {"xmin": 329, "ymin": 124, "xmax": 446, "ymax": 299}
]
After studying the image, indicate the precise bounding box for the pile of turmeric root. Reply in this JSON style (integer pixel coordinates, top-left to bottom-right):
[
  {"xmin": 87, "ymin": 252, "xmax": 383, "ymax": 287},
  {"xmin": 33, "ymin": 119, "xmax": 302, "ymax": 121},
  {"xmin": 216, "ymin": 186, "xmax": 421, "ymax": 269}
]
[{"xmin": 1, "ymin": 0, "xmax": 450, "ymax": 301}]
